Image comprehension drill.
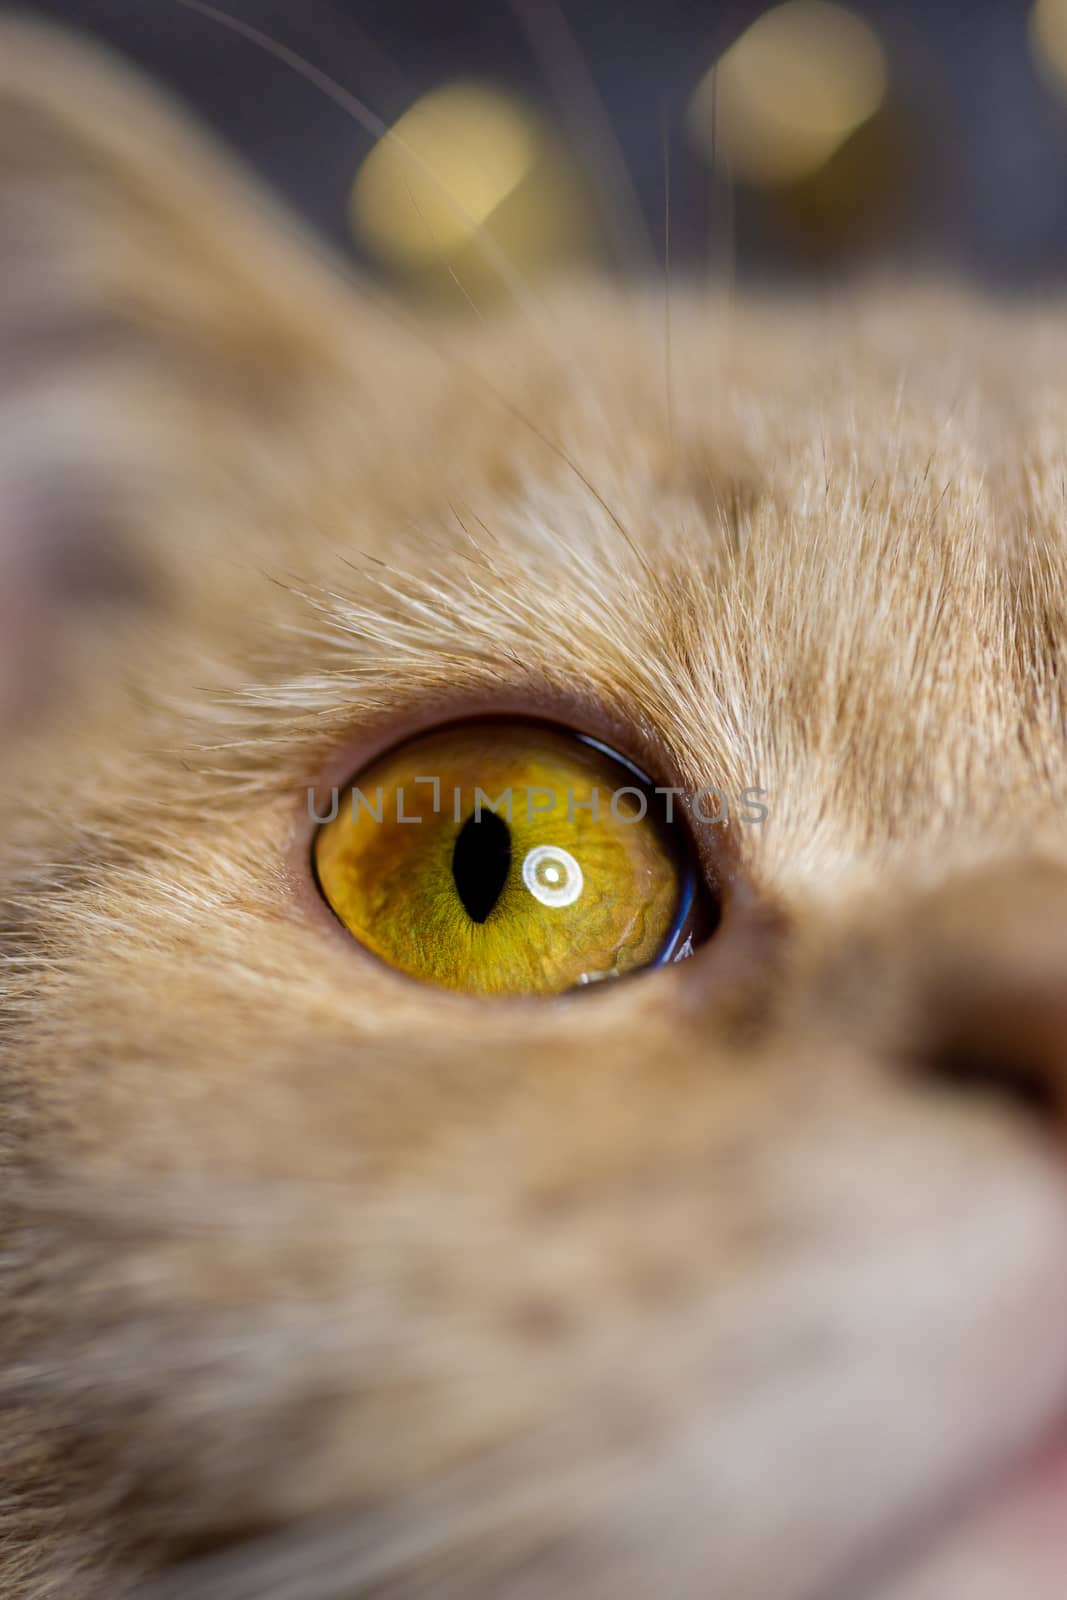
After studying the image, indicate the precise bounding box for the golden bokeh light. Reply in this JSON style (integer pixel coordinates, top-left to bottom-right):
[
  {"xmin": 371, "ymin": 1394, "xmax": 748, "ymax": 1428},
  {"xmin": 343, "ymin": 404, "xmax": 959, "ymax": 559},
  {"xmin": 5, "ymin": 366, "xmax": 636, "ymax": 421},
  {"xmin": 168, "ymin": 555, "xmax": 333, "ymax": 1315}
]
[
  {"xmin": 688, "ymin": 2, "xmax": 889, "ymax": 188},
  {"xmin": 352, "ymin": 83, "xmax": 542, "ymax": 269},
  {"xmin": 1030, "ymin": 0, "xmax": 1067, "ymax": 94}
]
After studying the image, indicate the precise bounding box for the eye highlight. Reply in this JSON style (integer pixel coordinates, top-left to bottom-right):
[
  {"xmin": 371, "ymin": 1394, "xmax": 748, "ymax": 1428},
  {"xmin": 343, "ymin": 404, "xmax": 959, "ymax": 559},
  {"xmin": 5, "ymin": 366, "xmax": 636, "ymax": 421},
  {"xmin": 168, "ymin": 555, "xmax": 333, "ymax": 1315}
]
[{"xmin": 313, "ymin": 721, "xmax": 710, "ymax": 996}]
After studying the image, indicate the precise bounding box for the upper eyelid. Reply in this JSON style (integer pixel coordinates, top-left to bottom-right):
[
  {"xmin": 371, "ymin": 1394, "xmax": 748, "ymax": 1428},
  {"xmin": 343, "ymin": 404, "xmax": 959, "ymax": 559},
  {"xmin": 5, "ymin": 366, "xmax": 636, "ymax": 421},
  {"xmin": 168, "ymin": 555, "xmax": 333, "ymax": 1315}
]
[{"xmin": 297, "ymin": 693, "xmax": 693, "ymax": 822}]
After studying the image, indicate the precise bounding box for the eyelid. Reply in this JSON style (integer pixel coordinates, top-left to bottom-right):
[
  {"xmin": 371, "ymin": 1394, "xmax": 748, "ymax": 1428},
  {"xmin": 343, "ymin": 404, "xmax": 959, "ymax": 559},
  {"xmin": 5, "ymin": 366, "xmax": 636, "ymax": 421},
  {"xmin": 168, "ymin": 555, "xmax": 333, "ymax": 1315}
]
[
  {"xmin": 298, "ymin": 691, "xmax": 694, "ymax": 842},
  {"xmin": 297, "ymin": 700, "xmax": 740, "ymax": 899}
]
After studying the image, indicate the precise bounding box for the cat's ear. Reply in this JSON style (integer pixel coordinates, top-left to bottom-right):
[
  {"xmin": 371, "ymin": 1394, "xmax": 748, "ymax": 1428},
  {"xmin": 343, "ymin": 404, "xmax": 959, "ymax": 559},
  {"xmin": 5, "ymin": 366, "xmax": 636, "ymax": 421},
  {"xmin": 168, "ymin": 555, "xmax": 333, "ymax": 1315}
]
[{"xmin": 0, "ymin": 19, "xmax": 353, "ymax": 725}]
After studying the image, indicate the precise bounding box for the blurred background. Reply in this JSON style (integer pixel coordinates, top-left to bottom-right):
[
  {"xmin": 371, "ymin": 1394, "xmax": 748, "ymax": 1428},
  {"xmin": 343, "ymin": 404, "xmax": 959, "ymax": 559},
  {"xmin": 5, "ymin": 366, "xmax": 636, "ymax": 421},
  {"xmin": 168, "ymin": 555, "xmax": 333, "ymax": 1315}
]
[{"xmin": 11, "ymin": 0, "xmax": 1067, "ymax": 296}]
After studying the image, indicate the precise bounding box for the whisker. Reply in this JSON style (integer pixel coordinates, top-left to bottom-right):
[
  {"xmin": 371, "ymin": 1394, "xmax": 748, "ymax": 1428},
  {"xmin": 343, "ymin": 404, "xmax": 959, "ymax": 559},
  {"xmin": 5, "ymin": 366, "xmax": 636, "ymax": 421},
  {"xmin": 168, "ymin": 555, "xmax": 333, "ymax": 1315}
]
[
  {"xmin": 166, "ymin": 0, "xmax": 647, "ymax": 571},
  {"xmin": 708, "ymin": 61, "xmax": 737, "ymax": 307},
  {"xmin": 662, "ymin": 99, "xmax": 675, "ymax": 451},
  {"xmin": 169, "ymin": 0, "xmax": 558, "ymax": 346},
  {"xmin": 508, "ymin": 0, "xmax": 654, "ymax": 273},
  {"xmin": 289, "ymin": 0, "xmax": 415, "ymax": 117},
  {"xmin": 399, "ymin": 178, "xmax": 487, "ymax": 323}
]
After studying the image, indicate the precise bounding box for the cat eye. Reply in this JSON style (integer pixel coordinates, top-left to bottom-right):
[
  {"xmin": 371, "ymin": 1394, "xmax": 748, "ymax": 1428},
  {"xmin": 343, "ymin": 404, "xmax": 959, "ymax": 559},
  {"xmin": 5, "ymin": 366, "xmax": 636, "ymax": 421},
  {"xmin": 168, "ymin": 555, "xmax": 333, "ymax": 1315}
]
[{"xmin": 313, "ymin": 720, "xmax": 711, "ymax": 996}]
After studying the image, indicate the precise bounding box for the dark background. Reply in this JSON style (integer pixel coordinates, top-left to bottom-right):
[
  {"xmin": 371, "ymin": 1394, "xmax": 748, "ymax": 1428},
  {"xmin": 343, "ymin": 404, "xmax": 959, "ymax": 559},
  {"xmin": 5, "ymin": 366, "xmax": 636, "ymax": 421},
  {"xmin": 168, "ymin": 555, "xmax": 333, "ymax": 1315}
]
[{"xmin": 8, "ymin": 0, "xmax": 1067, "ymax": 286}]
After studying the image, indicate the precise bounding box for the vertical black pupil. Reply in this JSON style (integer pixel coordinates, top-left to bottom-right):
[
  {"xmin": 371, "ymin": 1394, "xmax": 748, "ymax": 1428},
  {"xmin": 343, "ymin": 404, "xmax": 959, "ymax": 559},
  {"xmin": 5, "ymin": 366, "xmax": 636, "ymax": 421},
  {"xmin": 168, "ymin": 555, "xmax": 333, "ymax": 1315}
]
[{"xmin": 452, "ymin": 809, "xmax": 512, "ymax": 923}]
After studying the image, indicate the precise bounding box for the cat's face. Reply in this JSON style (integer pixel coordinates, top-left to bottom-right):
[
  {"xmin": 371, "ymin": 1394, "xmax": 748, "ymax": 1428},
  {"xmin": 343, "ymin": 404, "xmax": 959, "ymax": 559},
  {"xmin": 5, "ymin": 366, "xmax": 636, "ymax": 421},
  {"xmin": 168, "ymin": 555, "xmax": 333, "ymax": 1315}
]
[{"xmin": 4, "ymin": 18, "xmax": 1067, "ymax": 1600}]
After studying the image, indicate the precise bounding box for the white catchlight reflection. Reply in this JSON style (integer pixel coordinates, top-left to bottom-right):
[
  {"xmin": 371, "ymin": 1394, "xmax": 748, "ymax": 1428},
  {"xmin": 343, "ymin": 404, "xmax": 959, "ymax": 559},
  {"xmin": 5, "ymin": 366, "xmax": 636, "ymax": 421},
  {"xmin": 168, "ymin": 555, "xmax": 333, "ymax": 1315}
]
[{"xmin": 522, "ymin": 845, "xmax": 584, "ymax": 909}]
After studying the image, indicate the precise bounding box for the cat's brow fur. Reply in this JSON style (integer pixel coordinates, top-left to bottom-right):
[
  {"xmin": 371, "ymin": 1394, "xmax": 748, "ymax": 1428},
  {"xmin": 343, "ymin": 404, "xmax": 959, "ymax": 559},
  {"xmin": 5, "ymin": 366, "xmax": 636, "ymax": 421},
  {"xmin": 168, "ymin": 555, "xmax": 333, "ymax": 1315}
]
[{"xmin": 3, "ymin": 18, "xmax": 1067, "ymax": 1600}]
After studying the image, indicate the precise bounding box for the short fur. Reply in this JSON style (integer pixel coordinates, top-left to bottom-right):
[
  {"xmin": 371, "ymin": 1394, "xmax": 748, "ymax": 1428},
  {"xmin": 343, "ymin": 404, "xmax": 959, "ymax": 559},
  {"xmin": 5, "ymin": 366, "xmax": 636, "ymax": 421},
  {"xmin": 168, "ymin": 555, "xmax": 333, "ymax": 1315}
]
[{"xmin": 3, "ymin": 19, "xmax": 1067, "ymax": 1600}]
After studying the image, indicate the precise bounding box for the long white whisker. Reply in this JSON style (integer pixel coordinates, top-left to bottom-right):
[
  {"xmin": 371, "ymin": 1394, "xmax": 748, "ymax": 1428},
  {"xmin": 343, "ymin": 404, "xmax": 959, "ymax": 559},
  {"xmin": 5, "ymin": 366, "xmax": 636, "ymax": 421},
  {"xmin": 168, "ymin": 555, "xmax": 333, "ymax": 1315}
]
[
  {"xmin": 170, "ymin": 0, "xmax": 563, "ymax": 355},
  {"xmin": 166, "ymin": 0, "xmax": 647, "ymax": 568},
  {"xmin": 662, "ymin": 100, "xmax": 675, "ymax": 451},
  {"xmin": 509, "ymin": 0, "xmax": 654, "ymax": 273}
]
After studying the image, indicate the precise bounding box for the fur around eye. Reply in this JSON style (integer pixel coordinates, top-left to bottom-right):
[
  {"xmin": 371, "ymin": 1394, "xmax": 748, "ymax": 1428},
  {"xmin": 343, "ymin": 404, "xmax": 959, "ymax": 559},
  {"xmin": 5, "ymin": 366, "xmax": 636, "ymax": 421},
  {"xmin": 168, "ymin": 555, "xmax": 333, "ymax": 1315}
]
[{"xmin": 312, "ymin": 720, "xmax": 711, "ymax": 996}]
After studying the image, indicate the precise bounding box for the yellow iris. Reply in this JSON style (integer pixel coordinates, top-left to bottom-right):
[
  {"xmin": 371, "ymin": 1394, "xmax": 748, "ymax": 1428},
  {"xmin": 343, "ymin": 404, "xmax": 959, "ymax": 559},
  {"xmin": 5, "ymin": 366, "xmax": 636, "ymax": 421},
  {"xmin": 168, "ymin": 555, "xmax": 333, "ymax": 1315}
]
[{"xmin": 314, "ymin": 722, "xmax": 692, "ymax": 996}]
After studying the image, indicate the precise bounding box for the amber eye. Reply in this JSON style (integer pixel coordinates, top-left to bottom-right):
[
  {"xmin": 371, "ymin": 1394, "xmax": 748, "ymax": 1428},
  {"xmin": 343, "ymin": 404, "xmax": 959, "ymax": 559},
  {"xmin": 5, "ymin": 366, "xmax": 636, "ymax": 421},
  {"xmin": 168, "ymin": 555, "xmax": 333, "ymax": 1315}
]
[{"xmin": 313, "ymin": 721, "xmax": 711, "ymax": 996}]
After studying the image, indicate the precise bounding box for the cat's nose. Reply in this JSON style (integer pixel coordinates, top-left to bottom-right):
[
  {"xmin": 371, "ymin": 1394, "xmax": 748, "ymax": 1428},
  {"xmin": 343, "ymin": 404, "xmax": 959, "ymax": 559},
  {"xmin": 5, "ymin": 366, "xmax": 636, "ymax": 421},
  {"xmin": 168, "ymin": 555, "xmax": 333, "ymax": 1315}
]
[{"xmin": 889, "ymin": 861, "xmax": 1067, "ymax": 1124}]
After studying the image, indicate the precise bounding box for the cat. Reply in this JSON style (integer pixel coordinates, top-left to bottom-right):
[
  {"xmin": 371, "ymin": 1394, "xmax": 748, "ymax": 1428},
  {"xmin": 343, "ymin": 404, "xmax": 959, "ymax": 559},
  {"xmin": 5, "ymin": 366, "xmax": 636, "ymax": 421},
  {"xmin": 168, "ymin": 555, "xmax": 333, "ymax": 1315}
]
[{"xmin": 3, "ymin": 14, "xmax": 1067, "ymax": 1600}]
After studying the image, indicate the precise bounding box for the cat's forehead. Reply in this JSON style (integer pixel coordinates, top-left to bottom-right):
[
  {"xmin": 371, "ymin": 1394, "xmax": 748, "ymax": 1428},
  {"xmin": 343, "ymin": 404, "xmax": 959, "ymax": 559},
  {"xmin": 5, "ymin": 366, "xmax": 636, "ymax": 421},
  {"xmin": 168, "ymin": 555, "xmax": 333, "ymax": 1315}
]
[
  {"xmin": 275, "ymin": 288, "xmax": 1067, "ymax": 901},
  {"xmin": 9, "ymin": 286, "xmax": 1067, "ymax": 920},
  {"xmin": 323, "ymin": 288, "xmax": 1053, "ymax": 576}
]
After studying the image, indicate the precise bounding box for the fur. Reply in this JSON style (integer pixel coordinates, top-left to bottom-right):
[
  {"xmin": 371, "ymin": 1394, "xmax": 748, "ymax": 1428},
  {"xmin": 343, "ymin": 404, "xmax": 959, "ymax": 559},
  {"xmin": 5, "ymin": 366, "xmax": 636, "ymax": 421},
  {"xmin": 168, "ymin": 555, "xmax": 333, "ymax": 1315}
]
[{"xmin": 3, "ymin": 19, "xmax": 1067, "ymax": 1599}]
